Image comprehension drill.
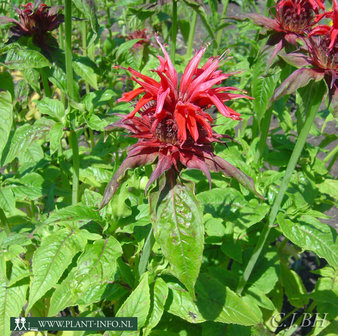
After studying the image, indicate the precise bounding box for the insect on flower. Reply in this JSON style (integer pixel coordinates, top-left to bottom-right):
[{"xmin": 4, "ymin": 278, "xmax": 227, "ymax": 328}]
[
  {"xmin": 0, "ymin": 2, "xmax": 64, "ymax": 48},
  {"xmin": 99, "ymin": 37, "xmax": 263, "ymax": 209}
]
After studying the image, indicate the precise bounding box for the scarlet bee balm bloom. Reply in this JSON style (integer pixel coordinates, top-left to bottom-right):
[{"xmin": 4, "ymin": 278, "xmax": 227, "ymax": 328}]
[
  {"xmin": 118, "ymin": 37, "xmax": 250, "ymax": 143},
  {"xmin": 100, "ymin": 38, "xmax": 262, "ymax": 208}
]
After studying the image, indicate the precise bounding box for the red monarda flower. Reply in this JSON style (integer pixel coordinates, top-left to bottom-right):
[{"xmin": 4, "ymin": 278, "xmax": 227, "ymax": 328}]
[
  {"xmin": 117, "ymin": 37, "xmax": 251, "ymax": 143},
  {"xmin": 126, "ymin": 29, "xmax": 151, "ymax": 49},
  {"xmin": 247, "ymin": 0, "xmax": 325, "ymax": 64},
  {"xmin": 100, "ymin": 40, "xmax": 261, "ymax": 208},
  {"xmin": 310, "ymin": 0, "xmax": 338, "ymax": 51},
  {"xmin": 0, "ymin": 2, "xmax": 63, "ymax": 46}
]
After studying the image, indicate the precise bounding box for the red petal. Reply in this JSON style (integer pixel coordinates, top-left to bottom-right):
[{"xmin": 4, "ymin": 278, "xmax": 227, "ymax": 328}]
[{"xmin": 118, "ymin": 87, "xmax": 144, "ymax": 102}]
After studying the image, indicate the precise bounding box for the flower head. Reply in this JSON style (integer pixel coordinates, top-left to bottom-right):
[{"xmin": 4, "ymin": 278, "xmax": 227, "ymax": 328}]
[
  {"xmin": 310, "ymin": 0, "xmax": 338, "ymax": 51},
  {"xmin": 126, "ymin": 29, "xmax": 151, "ymax": 49},
  {"xmin": 247, "ymin": 0, "xmax": 325, "ymax": 65},
  {"xmin": 0, "ymin": 2, "xmax": 63, "ymax": 47},
  {"xmin": 117, "ymin": 36, "xmax": 251, "ymax": 144},
  {"xmin": 100, "ymin": 39, "xmax": 261, "ymax": 208}
]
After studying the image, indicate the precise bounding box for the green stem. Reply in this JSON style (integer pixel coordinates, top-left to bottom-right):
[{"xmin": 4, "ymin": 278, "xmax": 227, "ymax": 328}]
[
  {"xmin": 69, "ymin": 130, "xmax": 80, "ymax": 205},
  {"xmin": 65, "ymin": 0, "xmax": 79, "ymax": 205},
  {"xmin": 81, "ymin": 20, "xmax": 90, "ymax": 94},
  {"xmin": 214, "ymin": 0, "xmax": 229, "ymax": 56},
  {"xmin": 323, "ymin": 145, "xmax": 338, "ymax": 163},
  {"xmin": 0, "ymin": 208, "xmax": 10, "ymax": 234},
  {"xmin": 237, "ymin": 81, "xmax": 326, "ymax": 295},
  {"xmin": 138, "ymin": 227, "xmax": 155, "ymax": 276},
  {"xmin": 64, "ymin": 0, "xmax": 74, "ymax": 100},
  {"xmin": 40, "ymin": 68, "xmax": 51, "ymax": 97},
  {"xmin": 170, "ymin": 0, "xmax": 178, "ymax": 62},
  {"xmin": 255, "ymin": 106, "xmax": 273, "ymax": 162},
  {"xmin": 186, "ymin": 11, "xmax": 197, "ymax": 58}
]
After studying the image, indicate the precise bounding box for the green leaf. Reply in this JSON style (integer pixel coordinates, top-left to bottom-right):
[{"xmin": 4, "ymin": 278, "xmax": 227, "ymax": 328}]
[
  {"xmin": 182, "ymin": 0, "xmax": 216, "ymax": 44},
  {"xmin": 49, "ymin": 122, "xmax": 64, "ymax": 154},
  {"xmin": 0, "ymin": 187, "xmax": 15, "ymax": 215},
  {"xmin": 318, "ymin": 179, "xmax": 338, "ymax": 200},
  {"xmin": 3, "ymin": 47, "xmax": 50, "ymax": 70},
  {"xmin": 115, "ymin": 39, "xmax": 143, "ymax": 61},
  {"xmin": 27, "ymin": 228, "xmax": 87, "ymax": 311},
  {"xmin": 1, "ymin": 119, "xmax": 53, "ymax": 166},
  {"xmin": 277, "ymin": 214, "xmax": 338, "ymax": 268},
  {"xmin": 10, "ymin": 172, "xmax": 45, "ymax": 201},
  {"xmin": 280, "ymin": 262, "xmax": 308, "ymax": 308},
  {"xmin": 0, "ymin": 259, "xmax": 29, "ymax": 336},
  {"xmin": 45, "ymin": 204, "xmax": 104, "ymax": 225},
  {"xmin": 73, "ymin": 0, "xmax": 99, "ymax": 34},
  {"xmin": 17, "ymin": 141, "xmax": 43, "ymax": 164},
  {"xmin": 0, "ymin": 91, "xmax": 12, "ymax": 157},
  {"xmin": 252, "ymin": 65, "xmax": 280, "ymax": 121},
  {"xmin": 36, "ymin": 97, "xmax": 65, "ymax": 122},
  {"xmin": 48, "ymin": 236, "xmax": 122, "ymax": 316},
  {"xmin": 150, "ymin": 182, "xmax": 204, "ymax": 299},
  {"xmin": 0, "ymin": 72, "xmax": 14, "ymax": 98},
  {"xmin": 166, "ymin": 274, "xmax": 261, "ymax": 325},
  {"xmin": 73, "ymin": 57, "xmax": 98, "ymax": 90},
  {"xmin": 144, "ymin": 278, "xmax": 169, "ymax": 336},
  {"xmin": 116, "ymin": 272, "xmax": 150, "ymax": 333}
]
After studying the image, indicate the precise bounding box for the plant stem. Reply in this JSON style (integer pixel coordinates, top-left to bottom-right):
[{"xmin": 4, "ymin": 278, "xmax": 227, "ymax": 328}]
[
  {"xmin": 40, "ymin": 68, "xmax": 51, "ymax": 98},
  {"xmin": 64, "ymin": 0, "xmax": 74, "ymax": 100},
  {"xmin": 170, "ymin": 0, "xmax": 178, "ymax": 63},
  {"xmin": 214, "ymin": 0, "xmax": 229, "ymax": 56},
  {"xmin": 186, "ymin": 11, "xmax": 197, "ymax": 59},
  {"xmin": 69, "ymin": 130, "xmax": 80, "ymax": 205},
  {"xmin": 236, "ymin": 81, "xmax": 326, "ymax": 295},
  {"xmin": 138, "ymin": 227, "xmax": 155, "ymax": 276},
  {"xmin": 255, "ymin": 106, "xmax": 273, "ymax": 162},
  {"xmin": 64, "ymin": 0, "xmax": 79, "ymax": 205}
]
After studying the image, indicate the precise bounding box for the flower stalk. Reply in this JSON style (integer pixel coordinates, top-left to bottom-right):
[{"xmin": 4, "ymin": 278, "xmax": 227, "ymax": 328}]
[
  {"xmin": 170, "ymin": 0, "xmax": 178, "ymax": 62},
  {"xmin": 64, "ymin": 0, "xmax": 79, "ymax": 205},
  {"xmin": 237, "ymin": 80, "xmax": 326, "ymax": 294}
]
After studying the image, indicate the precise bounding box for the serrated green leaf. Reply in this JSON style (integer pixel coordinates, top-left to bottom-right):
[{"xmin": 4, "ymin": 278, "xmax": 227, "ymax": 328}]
[
  {"xmin": 150, "ymin": 182, "xmax": 204, "ymax": 299},
  {"xmin": 1, "ymin": 119, "xmax": 53, "ymax": 166},
  {"xmin": 116, "ymin": 272, "xmax": 150, "ymax": 334},
  {"xmin": 252, "ymin": 63, "xmax": 280, "ymax": 121},
  {"xmin": 144, "ymin": 277, "xmax": 168, "ymax": 336},
  {"xmin": 27, "ymin": 229, "xmax": 87, "ymax": 311},
  {"xmin": 73, "ymin": 57, "xmax": 98, "ymax": 90},
  {"xmin": 280, "ymin": 262, "xmax": 308, "ymax": 308},
  {"xmin": 36, "ymin": 97, "xmax": 65, "ymax": 122},
  {"xmin": 166, "ymin": 274, "xmax": 261, "ymax": 325},
  {"xmin": 318, "ymin": 179, "xmax": 338, "ymax": 200},
  {"xmin": 0, "ymin": 259, "xmax": 29, "ymax": 336},
  {"xmin": 17, "ymin": 141, "xmax": 43, "ymax": 164},
  {"xmin": 10, "ymin": 172, "xmax": 45, "ymax": 200},
  {"xmin": 277, "ymin": 214, "xmax": 338, "ymax": 268},
  {"xmin": 4, "ymin": 47, "xmax": 50, "ymax": 70},
  {"xmin": 48, "ymin": 236, "xmax": 122, "ymax": 315},
  {"xmin": 115, "ymin": 39, "xmax": 143, "ymax": 61},
  {"xmin": 45, "ymin": 204, "xmax": 104, "ymax": 225},
  {"xmin": 0, "ymin": 187, "xmax": 15, "ymax": 215},
  {"xmin": 0, "ymin": 91, "xmax": 12, "ymax": 158}
]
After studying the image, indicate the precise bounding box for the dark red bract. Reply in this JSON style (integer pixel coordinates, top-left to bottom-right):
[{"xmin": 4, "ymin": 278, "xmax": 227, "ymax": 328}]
[{"xmin": 0, "ymin": 2, "xmax": 63, "ymax": 47}]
